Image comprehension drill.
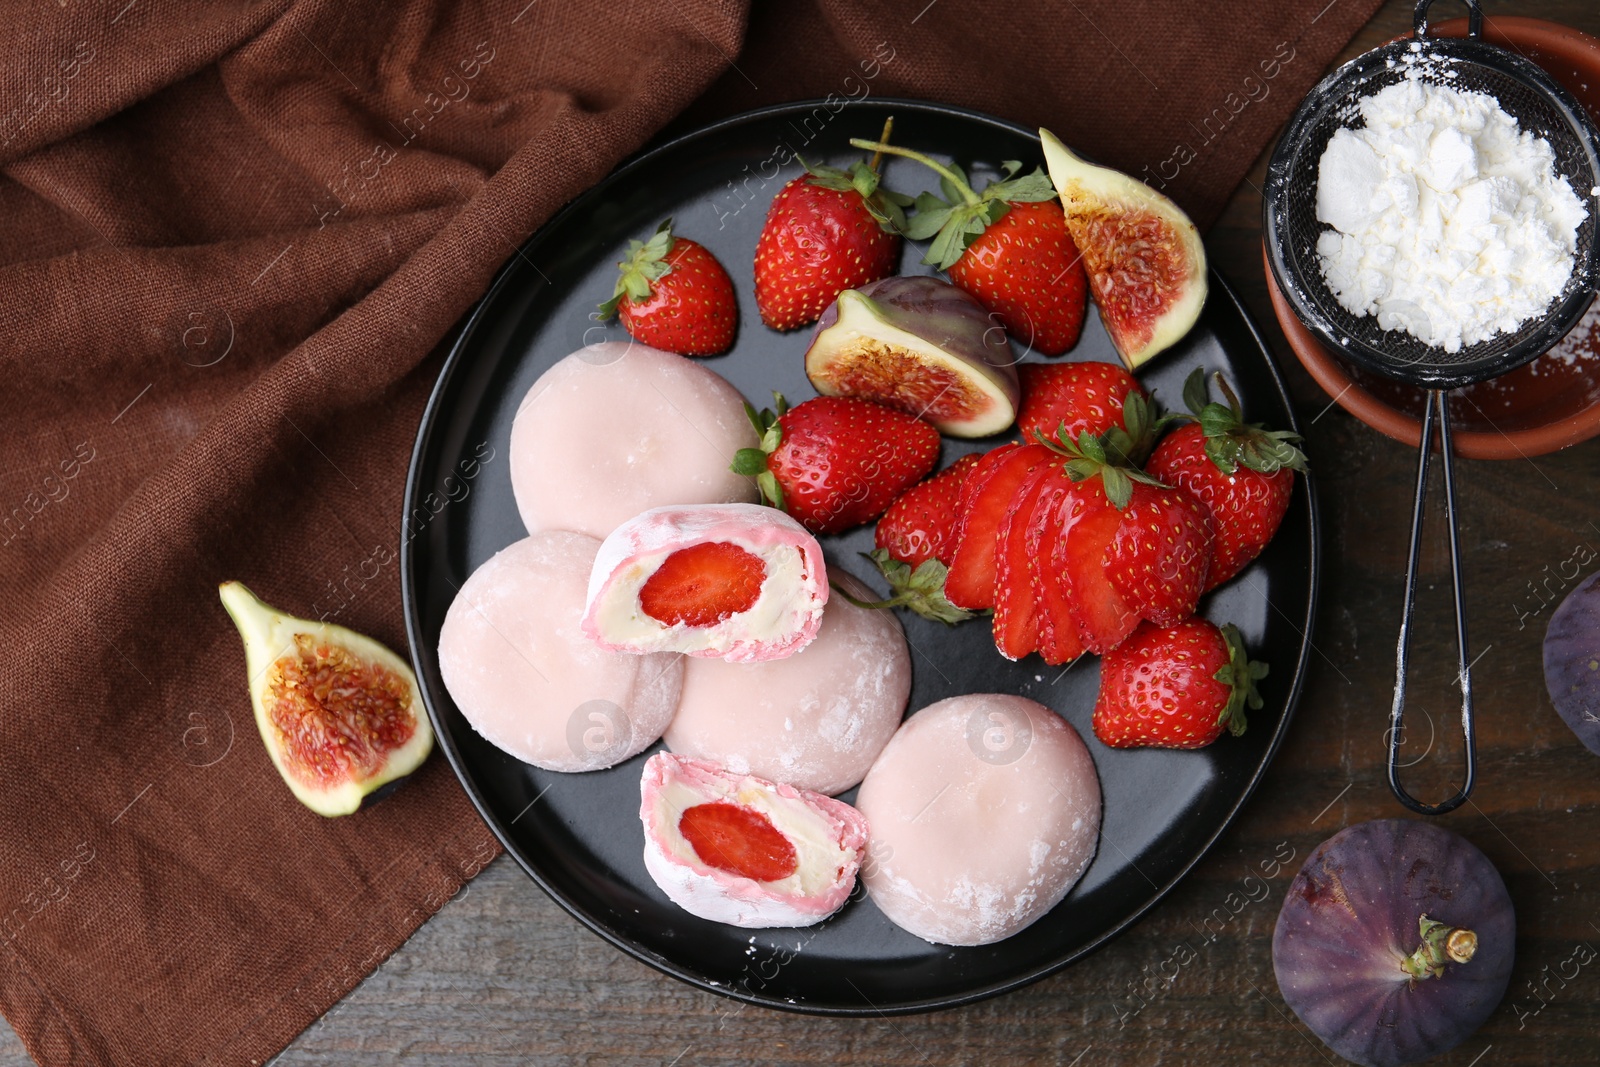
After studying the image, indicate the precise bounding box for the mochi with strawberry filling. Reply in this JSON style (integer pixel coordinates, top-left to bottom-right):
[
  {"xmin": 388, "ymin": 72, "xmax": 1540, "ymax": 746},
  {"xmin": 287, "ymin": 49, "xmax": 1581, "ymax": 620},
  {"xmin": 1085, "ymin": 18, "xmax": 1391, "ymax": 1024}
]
[
  {"xmin": 856, "ymin": 694, "xmax": 1101, "ymax": 946},
  {"xmin": 639, "ymin": 752, "xmax": 869, "ymax": 928},
  {"xmin": 583, "ymin": 503, "xmax": 827, "ymax": 662},
  {"xmin": 509, "ymin": 341, "xmax": 758, "ymax": 540},
  {"xmin": 665, "ymin": 569, "xmax": 910, "ymax": 795}
]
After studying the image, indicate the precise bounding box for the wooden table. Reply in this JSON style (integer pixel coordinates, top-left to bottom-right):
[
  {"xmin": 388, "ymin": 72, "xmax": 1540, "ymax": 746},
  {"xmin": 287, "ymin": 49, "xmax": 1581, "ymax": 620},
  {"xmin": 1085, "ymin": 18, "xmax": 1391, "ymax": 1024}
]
[{"xmin": 7, "ymin": 0, "xmax": 1599, "ymax": 1063}]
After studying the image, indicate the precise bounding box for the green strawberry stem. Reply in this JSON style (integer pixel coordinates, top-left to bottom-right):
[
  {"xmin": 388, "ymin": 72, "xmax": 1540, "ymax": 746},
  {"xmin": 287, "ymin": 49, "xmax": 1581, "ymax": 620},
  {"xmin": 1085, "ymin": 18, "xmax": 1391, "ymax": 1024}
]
[
  {"xmin": 729, "ymin": 394, "xmax": 790, "ymax": 510},
  {"xmin": 1179, "ymin": 367, "xmax": 1309, "ymax": 476},
  {"xmin": 803, "ymin": 130, "xmax": 914, "ymax": 234},
  {"xmin": 840, "ymin": 549, "xmax": 977, "ymax": 626},
  {"xmin": 1213, "ymin": 622, "xmax": 1267, "ymax": 738},
  {"xmin": 1034, "ymin": 389, "xmax": 1171, "ymax": 509},
  {"xmin": 849, "ymin": 139, "xmax": 982, "ymax": 205},
  {"xmin": 598, "ymin": 218, "xmax": 676, "ymax": 320},
  {"xmin": 849, "ymin": 140, "xmax": 1056, "ymax": 268}
]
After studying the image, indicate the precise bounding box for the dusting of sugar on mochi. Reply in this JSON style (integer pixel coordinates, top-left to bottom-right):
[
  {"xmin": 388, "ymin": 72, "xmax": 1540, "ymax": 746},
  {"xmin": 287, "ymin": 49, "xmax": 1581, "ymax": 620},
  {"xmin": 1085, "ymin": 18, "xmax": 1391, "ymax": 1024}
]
[
  {"xmin": 438, "ymin": 532, "xmax": 683, "ymax": 772},
  {"xmin": 1315, "ymin": 70, "xmax": 1587, "ymax": 352},
  {"xmin": 509, "ymin": 342, "xmax": 758, "ymax": 539},
  {"xmin": 665, "ymin": 569, "xmax": 911, "ymax": 796},
  {"xmin": 855, "ymin": 694, "xmax": 1101, "ymax": 947}
]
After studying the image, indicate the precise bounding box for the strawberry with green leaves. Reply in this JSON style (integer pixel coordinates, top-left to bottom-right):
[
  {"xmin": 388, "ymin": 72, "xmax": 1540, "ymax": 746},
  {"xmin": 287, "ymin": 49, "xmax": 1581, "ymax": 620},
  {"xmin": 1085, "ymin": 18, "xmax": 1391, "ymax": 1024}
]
[
  {"xmin": 849, "ymin": 137, "xmax": 1089, "ymax": 356},
  {"xmin": 1038, "ymin": 397, "xmax": 1213, "ymax": 648},
  {"xmin": 755, "ymin": 123, "xmax": 913, "ymax": 331},
  {"xmin": 599, "ymin": 219, "xmax": 737, "ymax": 357},
  {"xmin": 731, "ymin": 393, "xmax": 939, "ymax": 536},
  {"xmin": 1147, "ymin": 369, "xmax": 1307, "ymax": 590},
  {"xmin": 1093, "ymin": 618, "xmax": 1266, "ymax": 749}
]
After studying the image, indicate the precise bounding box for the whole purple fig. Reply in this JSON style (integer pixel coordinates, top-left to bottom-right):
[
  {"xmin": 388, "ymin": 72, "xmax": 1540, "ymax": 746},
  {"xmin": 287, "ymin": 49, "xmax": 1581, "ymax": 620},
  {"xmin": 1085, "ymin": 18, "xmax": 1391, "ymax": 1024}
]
[
  {"xmin": 1543, "ymin": 568, "xmax": 1600, "ymax": 756},
  {"xmin": 804, "ymin": 275, "xmax": 1020, "ymax": 437},
  {"xmin": 1273, "ymin": 819, "xmax": 1514, "ymax": 1067}
]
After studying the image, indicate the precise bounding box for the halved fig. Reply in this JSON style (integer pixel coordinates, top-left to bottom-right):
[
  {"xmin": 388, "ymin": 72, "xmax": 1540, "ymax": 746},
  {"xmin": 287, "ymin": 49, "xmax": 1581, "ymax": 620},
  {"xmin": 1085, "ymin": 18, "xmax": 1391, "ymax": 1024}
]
[
  {"xmin": 805, "ymin": 275, "xmax": 1020, "ymax": 437},
  {"xmin": 220, "ymin": 581, "xmax": 433, "ymax": 817},
  {"xmin": 1040, "ymin": 128, "xmax": 1207, "ymax": 369}
]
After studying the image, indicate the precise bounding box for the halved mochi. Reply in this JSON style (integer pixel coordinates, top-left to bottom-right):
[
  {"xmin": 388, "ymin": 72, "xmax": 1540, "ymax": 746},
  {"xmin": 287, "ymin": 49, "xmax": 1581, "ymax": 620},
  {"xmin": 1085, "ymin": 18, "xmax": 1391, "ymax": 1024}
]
[
  {"xmin": 639, "ymin": 752, "xmax": 869, "ymax": 928},
  {"xmin": 509, "ymin": 341, "xmax": 758, "ymax": 540},
  {"xmin": 582, "ymin": 503, "xmax": 827, "ymax": 663},
  {"xmin": 665, "ymin": 570, "xmax": 910, "ymax": 795},
  {"xmin": 439, "ymin": 532, "xmax": 683, "ymax": 772},
  {"xmin": 856, "ymin": 694, "xmax": 1101, "ymax": 946}
]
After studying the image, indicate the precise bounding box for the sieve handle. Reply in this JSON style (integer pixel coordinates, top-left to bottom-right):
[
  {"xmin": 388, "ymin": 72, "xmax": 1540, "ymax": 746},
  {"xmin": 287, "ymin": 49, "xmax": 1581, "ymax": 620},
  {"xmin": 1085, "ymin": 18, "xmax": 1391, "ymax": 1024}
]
[
  {"xmin": 1414, "ymin": 0, "xmax": 1483, "ymax": 40},
  {"xmin": 1388, "ymin": 389, "xmax": 1477, "ymax": 816}
]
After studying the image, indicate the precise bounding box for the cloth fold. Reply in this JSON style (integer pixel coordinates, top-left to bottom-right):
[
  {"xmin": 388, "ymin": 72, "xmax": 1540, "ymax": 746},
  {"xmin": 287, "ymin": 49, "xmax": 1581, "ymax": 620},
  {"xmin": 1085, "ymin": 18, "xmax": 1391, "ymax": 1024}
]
[{"xmin": 0, "ymin": 1, "xmax": 1380, "ymax": 1063}]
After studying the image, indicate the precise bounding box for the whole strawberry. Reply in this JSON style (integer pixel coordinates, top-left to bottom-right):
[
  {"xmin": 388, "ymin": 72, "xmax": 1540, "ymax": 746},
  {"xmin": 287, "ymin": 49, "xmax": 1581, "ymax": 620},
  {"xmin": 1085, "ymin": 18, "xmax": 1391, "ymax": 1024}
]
[
  {"xmin": 1018, "ymin": 361, "xmax": 1147, "ymax": 445},
  {"xmin": 1147, "ymin": 369, "xmax": 1307, "ymax": 590},
  {"xmin": 598, "ymin": 219, "xmax": 737, "ymax": 356},
  {"xmin": 850, "ymin": 138, "xmax": 1088, "ymax": 356},
  {"xmin": 755, "ymin": 130, "xmax": 911, "ymax": 331},
  {"xmin": 731, "ymin": 394, "xmax": 939, "ymax": 535},
  {"xmin": 1093, "ymin": 618, "xmax": 1266, "ymax": 749},
  {"xmin": 874, "ymin": 453, "xmax": 982, "ymax": 567}
]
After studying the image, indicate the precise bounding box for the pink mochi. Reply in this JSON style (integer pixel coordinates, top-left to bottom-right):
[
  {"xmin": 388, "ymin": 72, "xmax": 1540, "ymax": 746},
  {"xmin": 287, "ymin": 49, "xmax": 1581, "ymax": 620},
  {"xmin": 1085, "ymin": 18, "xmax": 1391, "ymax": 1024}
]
[
  {"xmin": 509, "ymin": 342, "xmax": 757, "ymax": 540},
  {"xmin": 665, "ymin": 569, "xmax": 910, "ymax": 795},
  {"xmin": 856, "ymin": 694, "xmax": 1102, "ymax": 946}
]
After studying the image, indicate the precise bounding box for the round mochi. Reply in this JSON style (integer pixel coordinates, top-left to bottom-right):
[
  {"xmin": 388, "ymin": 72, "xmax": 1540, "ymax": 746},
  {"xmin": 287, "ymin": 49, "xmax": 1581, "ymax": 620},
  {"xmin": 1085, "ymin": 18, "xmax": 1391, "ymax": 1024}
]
[
  {"xmin": 439, "ymin": 532, "xmax": 683, "ymax": 772},
  {"xmin": 510, "ymin": 341, "xmax": 758, "ymax": 539},
  {"xmin": 582, "ymin": 503, "xmax": 827, "ymax": 663},
  {"xmin": 665, "ymin": 570, "xmax": 910, "ymax": 795},
  {"xmin": 856, "ymin": 694, "xmax": 1102, "ymax": 946},
  {"xmin": 639, "ymin": 752, "xmax": 869, "ymax": 928}
]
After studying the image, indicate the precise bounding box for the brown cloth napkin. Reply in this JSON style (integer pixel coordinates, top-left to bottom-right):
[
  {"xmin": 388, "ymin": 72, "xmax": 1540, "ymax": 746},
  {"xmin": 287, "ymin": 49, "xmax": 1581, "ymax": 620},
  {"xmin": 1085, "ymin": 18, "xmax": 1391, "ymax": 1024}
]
[{"xmin": 0, "ymin": 1, "xmax": 1381, "ymax": 1063}]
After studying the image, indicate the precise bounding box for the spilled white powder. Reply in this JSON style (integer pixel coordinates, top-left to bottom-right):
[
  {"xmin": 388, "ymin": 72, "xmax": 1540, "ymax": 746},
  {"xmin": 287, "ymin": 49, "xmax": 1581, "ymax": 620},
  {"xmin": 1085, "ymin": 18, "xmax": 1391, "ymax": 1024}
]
[{"xmin": 1315, "ymin": 70, "xmax": 1588, "ymax": 352}]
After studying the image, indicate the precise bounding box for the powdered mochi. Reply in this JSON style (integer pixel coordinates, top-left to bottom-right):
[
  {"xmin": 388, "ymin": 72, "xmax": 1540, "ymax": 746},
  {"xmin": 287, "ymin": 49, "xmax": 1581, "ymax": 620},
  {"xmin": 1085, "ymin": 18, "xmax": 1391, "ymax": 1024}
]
[
  {"xmin": 509, "ymin": 342, "xmax": 758, "ymax": 539},
  {"xmin": 665, "ymin": 570, "xmax": 910, "ymax": 795},
  {"xmin": 439, "ymin": 532, "xmax": 683, "ymax": 772},
  {"xmin": 856, "ymin": 694, "xmax": 1101, "ymax": 946}
]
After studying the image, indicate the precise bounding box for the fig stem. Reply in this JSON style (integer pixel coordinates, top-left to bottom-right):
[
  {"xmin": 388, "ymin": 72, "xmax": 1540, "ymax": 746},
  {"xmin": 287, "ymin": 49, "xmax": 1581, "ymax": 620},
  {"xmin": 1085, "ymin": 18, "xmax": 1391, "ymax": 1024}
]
[
  {"xmin": 868, "ymin": 116, "xmax": 894, "ymax": 174},
  {"xmin": 1401, "ymin": 915, "xmax": 1479, "ymax": 980},
  {"xmin": 848, "ymin": 139, "xmax": 980, "ymax": 206}
]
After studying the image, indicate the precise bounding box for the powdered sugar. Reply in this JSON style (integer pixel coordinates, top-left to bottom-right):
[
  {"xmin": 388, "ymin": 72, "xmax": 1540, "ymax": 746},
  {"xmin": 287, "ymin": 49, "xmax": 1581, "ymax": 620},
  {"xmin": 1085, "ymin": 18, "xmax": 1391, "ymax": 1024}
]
[{"xmin": 1314, "ymin": 70, "xmax": 1587, "ymax": 352}]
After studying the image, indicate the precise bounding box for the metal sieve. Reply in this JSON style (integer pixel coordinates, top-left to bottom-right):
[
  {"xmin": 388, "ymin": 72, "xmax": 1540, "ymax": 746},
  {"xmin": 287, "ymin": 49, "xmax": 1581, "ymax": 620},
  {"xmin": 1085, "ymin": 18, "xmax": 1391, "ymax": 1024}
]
[{"xmin": 1264, "ymin": 0, "xmax": 1600, "ymax": 815}]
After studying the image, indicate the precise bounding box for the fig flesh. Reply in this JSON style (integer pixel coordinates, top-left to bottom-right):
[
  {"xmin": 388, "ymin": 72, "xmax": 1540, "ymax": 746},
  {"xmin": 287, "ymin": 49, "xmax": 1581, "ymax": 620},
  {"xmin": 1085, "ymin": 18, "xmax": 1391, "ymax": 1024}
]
[
  {"xmin": 805, "ymin": 275, "xmax": 1020, "ymax": 438},
  {"xmin": 1543, "ymin": 568, "xmax": 1600, "ymax": 756},
  {"xmin": 1040, "ymin": 128, "xmax": 1207, "ymax": 370},
  {"xmin": 220, "ymin": 581, "xmax": 433, "ymax": 816},
  {"xmin": 1273, "ymin": 819, "xmax": 1514, "ymax": 1067}
]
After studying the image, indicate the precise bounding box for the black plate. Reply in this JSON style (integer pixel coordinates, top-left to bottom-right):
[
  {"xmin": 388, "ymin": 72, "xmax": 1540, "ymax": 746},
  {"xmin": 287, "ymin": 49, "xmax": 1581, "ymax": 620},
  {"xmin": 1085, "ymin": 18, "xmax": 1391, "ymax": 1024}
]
[{"xmin": 401, "ymin": 99, "xmax": 1320, "ymax": 1015}]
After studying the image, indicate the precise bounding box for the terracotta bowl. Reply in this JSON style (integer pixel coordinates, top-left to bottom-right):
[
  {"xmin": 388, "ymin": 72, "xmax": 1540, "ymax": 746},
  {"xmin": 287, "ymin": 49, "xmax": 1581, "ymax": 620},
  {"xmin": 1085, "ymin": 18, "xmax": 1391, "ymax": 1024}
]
[{"xmin": 1267, "ymin": 15, "xmax": 1600, "ymax": 460}]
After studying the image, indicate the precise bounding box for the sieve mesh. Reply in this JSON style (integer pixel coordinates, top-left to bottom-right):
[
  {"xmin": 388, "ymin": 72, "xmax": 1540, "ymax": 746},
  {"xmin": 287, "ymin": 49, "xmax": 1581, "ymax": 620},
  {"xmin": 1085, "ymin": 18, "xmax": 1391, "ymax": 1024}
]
[{"xmin": 1265, "ymin": 35, "xmax": 1600, "ymax": 388}]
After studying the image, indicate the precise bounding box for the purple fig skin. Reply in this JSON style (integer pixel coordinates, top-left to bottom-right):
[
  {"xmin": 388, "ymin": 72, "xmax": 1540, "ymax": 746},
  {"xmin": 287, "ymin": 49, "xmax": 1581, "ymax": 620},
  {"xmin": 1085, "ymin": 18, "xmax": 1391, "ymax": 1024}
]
[
  {"xmin": 1272, "ymin": 820, "xmax": 1514, "ymax": 1067},
  {"xmin": 805, "ymin": 275, "xmax": 1020, "ymax": 436},
  {"xmin": 1543, "ymin": 569, "xmax": 1600, "ymax": 757}
]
